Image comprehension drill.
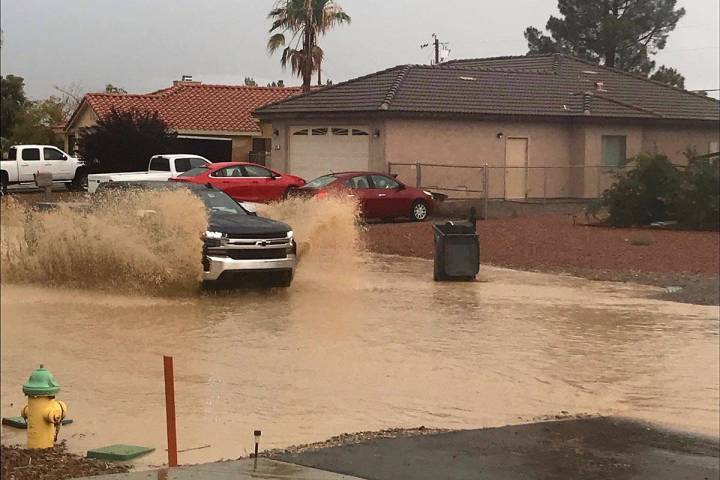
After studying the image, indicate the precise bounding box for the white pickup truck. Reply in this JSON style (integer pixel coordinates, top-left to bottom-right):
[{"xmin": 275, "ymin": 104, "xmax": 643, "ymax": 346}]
[
  {"xmin": 1, "ymin": 145, "xmax": 87, "ymax": 193},
  {"xmin": 87, "ymin": 154, "xmax": 211, "ymax": 193}
]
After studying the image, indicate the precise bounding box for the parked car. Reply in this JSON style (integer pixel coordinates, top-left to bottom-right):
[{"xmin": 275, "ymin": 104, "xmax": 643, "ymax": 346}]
[
  {"xmin": 87, "ymin": 154, "xmax": 211, "ymax": 193},
  {"xmin": 294, "ymin": 172, "xmax": 435, "ymax": 221},
  {"xmin": 173, "ymin": 162, "xmax": 305, "ymax": 203},
  {"xmin": 1, "ymin": 145, "xmax": 87, "ymax": 193},
  {"xmin": 95, "ymin": 181, "xmax": 297, "ymax": 287}
]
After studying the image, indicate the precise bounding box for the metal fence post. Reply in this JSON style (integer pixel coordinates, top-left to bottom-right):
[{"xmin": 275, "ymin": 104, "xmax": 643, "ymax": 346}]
[
  {"xmin": 483, "ymin": 164, "xmax": 489, "ymax": 220},
  {"xmin": 543, "ymin": 168, "xmax": 547, "ymax": 204},
  {"xmin": 596, "ymin": 166, "xmax": 601, "ymax": 198},
  {"xmin": 387, "ymin": 162, "xmax": 392, "ymax": 175},
  {"xmin": 416, "ymin": 162, "xmax": 422, "ymax": 188}
]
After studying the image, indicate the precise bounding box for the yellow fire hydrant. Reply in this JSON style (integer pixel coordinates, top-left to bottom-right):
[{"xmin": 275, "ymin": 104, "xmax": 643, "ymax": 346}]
[{"xmin": 21, "ymin": 365, "xmax": 67, "ymax": 449}]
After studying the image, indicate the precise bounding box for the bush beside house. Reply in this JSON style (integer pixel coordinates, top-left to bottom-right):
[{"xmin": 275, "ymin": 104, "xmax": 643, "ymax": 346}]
[{"xmin": 600, "ymin": 153, "xmax": 719, "ymax": 230}]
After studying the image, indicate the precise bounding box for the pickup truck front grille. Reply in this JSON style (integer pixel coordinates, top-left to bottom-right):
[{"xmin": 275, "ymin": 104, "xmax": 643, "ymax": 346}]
[{"xmin": 210, "ymin": 248, "xmax": 288, "ymax": 260}]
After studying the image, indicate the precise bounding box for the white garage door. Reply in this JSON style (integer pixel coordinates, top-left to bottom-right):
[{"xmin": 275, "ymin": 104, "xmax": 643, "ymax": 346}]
[{"xmin": 289, "ymin": 126, "xmax": 370, "ymax": 181}]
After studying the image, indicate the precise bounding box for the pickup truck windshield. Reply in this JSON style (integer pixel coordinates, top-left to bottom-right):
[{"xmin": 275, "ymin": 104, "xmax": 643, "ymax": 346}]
[{"xmin": 195, "ymin": 190, "xmax": 246, "ymax": 215}]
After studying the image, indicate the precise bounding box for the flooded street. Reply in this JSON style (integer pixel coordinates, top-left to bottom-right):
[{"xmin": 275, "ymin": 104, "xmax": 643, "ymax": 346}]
[{"xmin": 2, "ymin": 254, "xmax": 718, "ymax": 468}]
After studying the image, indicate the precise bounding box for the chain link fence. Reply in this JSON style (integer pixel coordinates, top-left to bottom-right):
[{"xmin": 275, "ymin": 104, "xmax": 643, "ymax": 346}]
[{"xmin": 388, "ymin": 162, "xmax": 628, "ymax": 204}]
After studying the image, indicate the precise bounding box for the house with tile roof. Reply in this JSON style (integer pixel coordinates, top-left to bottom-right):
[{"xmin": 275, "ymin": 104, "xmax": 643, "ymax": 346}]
[
  {"xmin": 254, "ymin": 54, "xmax": 720, "ymax": 199},
  {"xmin": 65, "ymin": 80, "xmax": 301, "ymax": 164}
]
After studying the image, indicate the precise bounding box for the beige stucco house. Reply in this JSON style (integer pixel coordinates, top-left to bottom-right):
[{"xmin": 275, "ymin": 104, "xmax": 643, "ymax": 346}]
[
  {"xmin": 255, "ymin": 54, "xmax": 720, "ymax": 199},
  {"xmin": 65, "ymin": 81, "xmax": 300, "ymax": 164}
]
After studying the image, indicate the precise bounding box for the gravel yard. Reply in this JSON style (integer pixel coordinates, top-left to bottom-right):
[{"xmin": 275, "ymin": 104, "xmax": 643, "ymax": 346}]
[{"xmin": 364, "ymin": 214, "xmax": 720, "ymax": 305}]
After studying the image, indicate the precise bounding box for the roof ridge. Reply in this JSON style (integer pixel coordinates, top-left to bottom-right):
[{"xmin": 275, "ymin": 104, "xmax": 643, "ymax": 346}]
[
  {"xmin": 254, "ymin": 64, "xmax": 411, "ymax": 113},
  {"xmin": 592, "ymin": 92, "xmax": 664, "ymax": 118},
  {"xmin": 441, "ymin": 53, "xmax": 557, "ymax": 66},
  {"xmin": 559, "ymin": 54, "xmax": 720, "ymax": 105},
  {"xmin": 429, "ymin": 63, "xmax": 555, "ymax": 75},
  {"xmin": 380, "ymin": 65, "xmax": 412, "ymax": 110}
]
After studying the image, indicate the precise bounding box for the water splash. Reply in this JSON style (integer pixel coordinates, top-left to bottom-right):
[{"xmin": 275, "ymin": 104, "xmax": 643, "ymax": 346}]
[{"xmin": 0, "ymin": 191, "xmax": 208, "ymax": 295}]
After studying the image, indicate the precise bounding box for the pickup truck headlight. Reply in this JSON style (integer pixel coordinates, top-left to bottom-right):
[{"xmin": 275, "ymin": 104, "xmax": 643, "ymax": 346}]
[
  {"xmin": 204, "ymin": 231, "xmax": 223, "ymax": 239},
  {"xmin": 203, "ymin": 231, "xmax": 226, "ymax": 247},
  {"xmin": 286, "ymin": 230, "xmax": 294, "ymax": 239}
]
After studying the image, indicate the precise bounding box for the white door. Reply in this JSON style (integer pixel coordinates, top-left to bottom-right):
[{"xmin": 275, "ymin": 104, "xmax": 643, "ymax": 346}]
[
  {"xmin": 43, "ymin": 147, "xmax": 73, "ymax": 180},
  {"xmin": 505, "ymin": 138, "xmax": 528, "ymax": 199},
  {"xmin": 18, "ymin": 147, "xmax": 44, "ymax": 182},
  {"xmin": 289, "ymin": 126, "xmax": 370, "ymax": 181}
]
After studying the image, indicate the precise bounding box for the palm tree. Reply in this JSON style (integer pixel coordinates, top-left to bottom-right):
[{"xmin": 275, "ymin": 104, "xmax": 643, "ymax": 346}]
[{"xmin": 267, "ymin": 0, "xmax": 350, "ymax": 93}]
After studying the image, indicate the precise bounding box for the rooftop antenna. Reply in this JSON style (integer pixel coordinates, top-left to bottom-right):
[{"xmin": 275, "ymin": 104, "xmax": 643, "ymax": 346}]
[{"xmin": 421, "ymin": 34, "xmax": 450, "ymax": 65}]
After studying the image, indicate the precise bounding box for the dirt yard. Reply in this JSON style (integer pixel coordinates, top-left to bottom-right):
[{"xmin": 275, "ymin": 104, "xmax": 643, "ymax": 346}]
[
  {"xmin": 364, "ymin": 215, "xmax": 720, "ymax": 305},
  {"xmin": 0, "ymin": 442, "xmax": 130, "ymax": 480}
]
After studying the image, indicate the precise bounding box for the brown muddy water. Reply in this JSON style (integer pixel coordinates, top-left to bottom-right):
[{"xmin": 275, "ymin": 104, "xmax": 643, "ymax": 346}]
[{"xmin": 1, "ymin": 194, "xmax": 719, "ymax": 469}]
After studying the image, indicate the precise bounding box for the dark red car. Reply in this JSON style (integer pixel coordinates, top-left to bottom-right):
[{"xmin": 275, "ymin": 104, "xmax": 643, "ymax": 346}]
[
  {"xmin": 296, "ymin": 172, "xmax": 434, "ymax": 221},
  {"xmin": 173, "ymin": 162, "xmax": 305, "ymax": 203}
]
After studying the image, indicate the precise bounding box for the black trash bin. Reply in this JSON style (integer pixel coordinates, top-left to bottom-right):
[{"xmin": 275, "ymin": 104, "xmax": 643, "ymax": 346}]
[{"xmin": 433, "ymin": 221, "xmax": 479, "ymax": 281}]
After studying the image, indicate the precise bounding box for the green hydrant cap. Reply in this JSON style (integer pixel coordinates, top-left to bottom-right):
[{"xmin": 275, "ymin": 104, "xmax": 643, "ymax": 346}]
[{"xmin": 22, "ymin": 364, "xmax": 60, "ymax": 396}]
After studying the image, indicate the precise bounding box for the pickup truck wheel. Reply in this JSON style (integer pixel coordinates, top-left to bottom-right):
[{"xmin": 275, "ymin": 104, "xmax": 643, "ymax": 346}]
[
  {"xmin": 271, "ymin": 270, "xmax": 293, "ymax": 288},
  {"xmin": 0, "ymin": 173, "xmax": 8, "ymax": 196},
  {"xmin": 68, "ymin": 170, "xmax": 88, "ymax": 192}
]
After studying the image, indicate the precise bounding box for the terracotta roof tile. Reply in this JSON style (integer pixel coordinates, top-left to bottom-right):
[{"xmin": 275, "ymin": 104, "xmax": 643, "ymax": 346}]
[
  {"xmin": 79, "ymin": 83, "xmax": 302, "ymax": 133},
  {"xmin": 255, "ymin": 54, "xmax": 720, "ymax": 122}
]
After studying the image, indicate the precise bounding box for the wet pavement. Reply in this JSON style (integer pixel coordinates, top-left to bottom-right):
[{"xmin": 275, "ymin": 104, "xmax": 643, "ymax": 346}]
[
  {"xmin": 74, "ymin": 458, "xmax": 361, "ymax": 479},
  {"xmin": 2, "ymin": 254, "xmax": 718, "ymax": 470}
]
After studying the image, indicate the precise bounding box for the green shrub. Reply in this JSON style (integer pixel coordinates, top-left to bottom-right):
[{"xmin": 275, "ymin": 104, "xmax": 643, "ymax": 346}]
[
  {"xmin": 602, "ymin": 154, "xmax": 680, "ymax": 227},
  {"xmin": 675, "ymin": 157, "xmax": 719, "ymax": 230},
  {"xmin": 601, "ymin": 153, "xmax": 719, "ymax": 230}
]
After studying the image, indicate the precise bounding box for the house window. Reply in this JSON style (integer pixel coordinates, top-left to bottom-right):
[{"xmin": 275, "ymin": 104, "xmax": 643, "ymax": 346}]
[
  {"xmin": 293, "ymin": 129, "xmax": 308, "ymax": 136},
  {"xmin": 311, "ymin": 128, "xmax": 328, "ymax": 136},
  {"xmin": 331, "ymin": 128, "xmax": 348, "ymax": 136},
  {"xmin": 710, "ymin": 141, "xmax": 719, "ymax": 154},
  {"xmin": 601, "ymin": 135, "xmax": 626, "ymax": 167},
  {"xmin": 352, "ymin": 129, "xmax": 369, "ymax": 136}
]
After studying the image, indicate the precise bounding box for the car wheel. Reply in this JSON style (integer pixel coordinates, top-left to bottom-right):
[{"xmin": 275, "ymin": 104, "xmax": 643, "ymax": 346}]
[
  {"xmin": 271, "ymin": 270, "xmax": 293, "ymax": 288},
  {"xmin": 0, "ymin": 173, "xmax": 8, "ymax": 196},
  {"xmin": 283, "ymin": 186, "xmax": 298, "ymax": 200},
  {"xmin": 411, "ymin": 200, "xmax": 429, "ymax": 222}
]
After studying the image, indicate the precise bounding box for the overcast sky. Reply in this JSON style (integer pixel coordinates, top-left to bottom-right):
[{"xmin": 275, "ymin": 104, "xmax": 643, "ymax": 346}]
[{"xmin": 1, "ymin": 0, "xmax": 718, "ymax": 99}]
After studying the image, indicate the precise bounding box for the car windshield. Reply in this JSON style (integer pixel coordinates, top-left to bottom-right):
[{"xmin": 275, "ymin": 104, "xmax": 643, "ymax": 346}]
[
  {"xmin": 194, "ymin": 189, "xmax": 247, "ymax": 215},
  {"xmin": 179, "ymin": 166, "xmax": 209, "ymax": 177},
  {"xmin": 304, "ymin": 175, "xmax": 338, "ymax": 188}
]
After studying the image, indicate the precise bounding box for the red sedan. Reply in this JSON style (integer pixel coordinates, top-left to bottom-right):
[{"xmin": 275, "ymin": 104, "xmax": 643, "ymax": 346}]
[
  {"xmin": 173, "ymin": 162, "xmax": 305, "ymax": 202},
  {"xmin": 295, "ymin": 172, "xmax": 434, "ymax": 221}
]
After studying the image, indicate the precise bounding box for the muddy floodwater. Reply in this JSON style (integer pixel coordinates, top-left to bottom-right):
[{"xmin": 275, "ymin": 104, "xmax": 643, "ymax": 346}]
[{"xmin": 2, "ymin": 254, "xmax": 719, "ymax": 468}]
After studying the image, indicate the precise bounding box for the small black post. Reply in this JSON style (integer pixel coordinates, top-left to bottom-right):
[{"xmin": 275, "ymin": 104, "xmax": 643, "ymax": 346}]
[
  {"xmin": 253, "ymin": 430, "xmax": 261, "ymax": 470},
  {"xmin": 468, "ymin": 206, "xmax": 477, "ymax": 232},
  {"xmin": 434, "ymin": 36, "xmax": 440, "ymax": 65}
]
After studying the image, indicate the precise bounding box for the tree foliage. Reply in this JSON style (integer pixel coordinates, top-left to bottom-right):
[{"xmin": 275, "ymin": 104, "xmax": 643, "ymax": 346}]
[
  {"xmin": 77, "ymin": 108, "xmax": 177, "ymax": 173},
  {"xmin": 267, "ymin": 0, "xmax": 350, "ymax": 92},
  {"xmin": 104, "ymin": 84, "xmax": 127, "ymax": 94},
  {"xmin": 266, "ymin": 80, "xmax": 286, "ymax": 87},
  {"xmin": 244, "ymin": 77, "xmax": 258, "ymax": 86},
  {"xmin": 9, "ymin": 97, "xmax": 66, "ymax": 147},
  {"xmin": 1, "ymin": 74, "xmax": 26, "ymax": 139},
  {"xmin": 525, "ymin": 0, "xmax": 685, "ymax": 75},
  {"xmin": 649, "ymin": 66, "xmax": 685, "ymax": 88}
]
